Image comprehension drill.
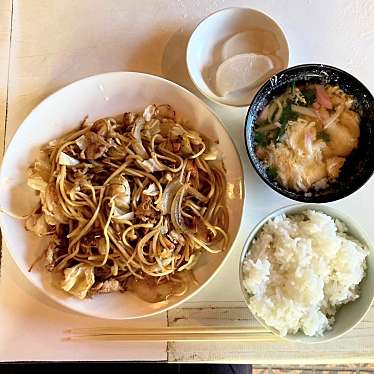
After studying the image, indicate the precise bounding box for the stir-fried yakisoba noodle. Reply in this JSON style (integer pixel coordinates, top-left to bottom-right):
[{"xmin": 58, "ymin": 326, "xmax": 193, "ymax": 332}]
[{"xmin": 24, "ymin": 104, "xmax": 228, "ymax": 301}]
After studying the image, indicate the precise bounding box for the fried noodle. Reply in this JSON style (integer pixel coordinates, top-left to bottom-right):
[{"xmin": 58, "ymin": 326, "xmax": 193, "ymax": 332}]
[{"xmin": 24, "ymin": 104, "xmax": 228, "ymax": 301}]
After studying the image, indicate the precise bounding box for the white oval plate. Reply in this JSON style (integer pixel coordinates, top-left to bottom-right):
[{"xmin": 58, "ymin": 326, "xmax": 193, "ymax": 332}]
[{"xmin": 0, "ymin": 72, "xmax": 244, "ymax": 319}]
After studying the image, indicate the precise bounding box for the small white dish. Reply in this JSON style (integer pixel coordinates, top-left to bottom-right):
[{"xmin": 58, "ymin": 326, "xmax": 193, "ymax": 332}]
[
  {"xmin": 186, "ymin": 7, "xmax": 289, "ymax": 107},
  {"xmin": 239, "ymin": 204, "xmax": 374, "ymax": 344},
  {"xmin": 0, "ymin": 72, "xmax": 244, "ymax": 319}
]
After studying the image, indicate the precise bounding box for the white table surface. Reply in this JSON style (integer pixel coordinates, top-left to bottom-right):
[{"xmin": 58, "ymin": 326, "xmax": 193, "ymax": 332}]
[{"xmin": 0, "ymin": 0, "xmax": 374, "ymax": 363}]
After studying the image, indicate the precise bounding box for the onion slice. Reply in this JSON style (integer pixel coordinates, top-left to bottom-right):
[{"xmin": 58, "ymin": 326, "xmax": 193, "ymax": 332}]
[
  {"xmin": 160, "ymin": 178, "xmax": 183, "ymax": 215},
  {"xmin": 324, "ymin": 105, "xmax": 344, "ymax": 129},
  {"xmin": 170, "ymin": 184, "xmax": 189, "ymax": 232},
  {"xmin": 143, "ymin": 183, "xmax": 159, "ymax": 196},
  {"xmin": 132, "ymin": 118, "xmax": 148, "ymax": 158},
  {"xmin": 291, "ymin": 104, "xmax": 319, "ymax": 118}
]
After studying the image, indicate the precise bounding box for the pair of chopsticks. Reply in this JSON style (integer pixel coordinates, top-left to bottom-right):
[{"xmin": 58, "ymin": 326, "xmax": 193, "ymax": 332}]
[{"xmin": 64, "ymin": 326, "xmax": 280, "ymax": 342}]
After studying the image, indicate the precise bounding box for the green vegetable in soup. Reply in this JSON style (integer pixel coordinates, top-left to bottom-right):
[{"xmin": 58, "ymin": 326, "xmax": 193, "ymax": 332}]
[
  {"xmin": 276, "ymin": 102, "xmax": 299, "ymax": 141},
  {"xmin": 291, "ymin": 81, "xmax": 296, "ymax": 95},
  {"xmin": 254, "ymin": 131, "xmax": 267, "ymax": 147},
  {"xmin": 267, "ymin": 165, "xmax": 278, "ymax": 180},
  {"xmin": 275, "ymin": 125, "xmax": 286, "ymax": 142},
  {"xmin": 280, "ymin": 102, "xmax": 299, "ymax": 125},
  {"xmin": 301, "ymin": 88, "xmax": 316, "ymax": 105}
]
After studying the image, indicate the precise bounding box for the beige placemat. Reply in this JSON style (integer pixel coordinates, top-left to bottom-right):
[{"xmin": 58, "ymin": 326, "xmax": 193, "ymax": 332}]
[
  {"xmin": 168, "ymin": 304, "xmax": 374, "ymax": 364},
  {"xmin": 0, "ymin": 247, "xmax": 167, "ymax": 362}
]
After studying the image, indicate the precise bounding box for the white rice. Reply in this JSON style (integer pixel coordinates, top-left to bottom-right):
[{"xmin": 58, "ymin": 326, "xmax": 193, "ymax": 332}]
[{"xmin": 242, "ymin": 210, "xmax": 368, "ymax": 337}]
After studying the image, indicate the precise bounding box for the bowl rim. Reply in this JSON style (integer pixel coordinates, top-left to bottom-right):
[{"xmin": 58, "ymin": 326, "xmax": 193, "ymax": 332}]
[
  {"xmin": 0, "ymin": 70, "xmax": 245, "ymax": 319},
  {"xmin": 186, "ymin": 6, "xmax": 290, "ymax": 108},
  {"xmin": 238, "ymin": 203, "xmax": 374, "ymax": 343},
  {"xmin": 244, "ymin": 63, "xmax": 374, "ymax": 203}
]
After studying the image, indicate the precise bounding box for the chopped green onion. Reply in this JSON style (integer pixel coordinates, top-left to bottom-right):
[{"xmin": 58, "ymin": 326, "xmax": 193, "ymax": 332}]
[
  {"xmin": 291, "ymin": 81, "xmax": 296, "ymax": 95},
  {"xmin": 279, "ymin": 102, "xmax": 299, "ymax": 125},
  {"xmin": 276, "ymin": 102, "xmax": 299, "ymax": 141},
  {"xmin": 267, "ymin": 166, "xmax": 278, "ymax": 180},
  {"xmin": 301, "ymin": 88, "xmax": 316, "ymax": 105},
  {"xmin": 254, "ymin": 131, "xmax": 267, "ymax": 146},
  {"xmin": 275, "ymin": 125, "xmax": 286, "ymax": 142}
]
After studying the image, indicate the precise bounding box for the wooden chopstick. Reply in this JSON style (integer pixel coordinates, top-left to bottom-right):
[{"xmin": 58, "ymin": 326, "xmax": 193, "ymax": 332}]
[
  {"xmin": 64, "ymin": 326, "xmax": 281, "ymax": 342},
  {"xmin": 65, "ymin": 334, "xmax": 278, "ymax": 342},
  {"xmin": 66, "ymin": 326, "xmax": 269, "ymax": 334}
]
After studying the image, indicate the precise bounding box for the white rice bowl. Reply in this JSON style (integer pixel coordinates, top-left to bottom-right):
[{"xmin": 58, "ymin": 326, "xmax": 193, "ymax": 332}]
[{"xmin": 242, "ymin": 209, "xmax": 368, "ymax": 337}]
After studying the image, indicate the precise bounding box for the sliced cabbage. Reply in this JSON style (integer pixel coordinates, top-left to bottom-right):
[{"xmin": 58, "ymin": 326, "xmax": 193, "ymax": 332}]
[
  {"xmin": 159, "ymin": 120, "xmax": 177, "ymax": 137},
  {"xmin": 170, "ymin": 124, "xmax": 202, "ymax": 145},
  {"xmin": 75, "ymin": 135, "xmax": 88, "ymax": 150},
  {"xmin": 155, "ymin": 104, "xmax": 175, "ymax": 120},
  {"xmin": 25, "ymin": 213, "xmax": 50, "ymax": 236},
  {"xmin": 143, "ymin": 104, "xmax": 156, "ymax": 121},
  {"xmin": 27, "ymin": 174, "xmax": 48, "ymax": 193},
  {"xmin": 59, "ymin": 152, "xmax": 80, "ymax": 166},
  {"xmin": 143, "ymin": 119, "xmax": 161, "ymax": 139},
  {"xmin": 203, "ymin": 145, "xmax": 220, "ymax": 161},
  {"xmin": 181, "ymin": 135, "xmax": 193, "ymax": 154},
  {"xmin": 112, "ymin": 207, "xmax": 135, "ymax": 222},
  {"xmin": 160, "ymin": 217, "xmax": 169, "ymax": 234},
  {"xmin": 143, "ymin": 183, "xmax": 158, "ymax": 196},
  {"xmin": 137, "ymin": 158, "xmax": 166, "ymax": 173},
  {"xmin": 42, "ymin": 183, "xmax": 69, "ymax": 224},
  {"xmin": 107, "ymin": 176, "xmax": 131, "ymax": 211},
  {"xmin": 178, "ymin": 252, "xmax": 202, "ymax": 271},
  {"xmin": 61, "ymin": 263, "xmax": 95, "ymax": 299},
  {"xmin": 27, "ymin": 151, "xmax": 51, "ymax": 193},
  {"xmin": 95, "ymin": 279, "xmax": 122, "ymax": 293}
]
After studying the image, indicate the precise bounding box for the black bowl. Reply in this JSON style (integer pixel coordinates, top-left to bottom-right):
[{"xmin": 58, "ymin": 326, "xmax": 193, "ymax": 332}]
[{"xmin": 244, "ymin": 63, "xmax": 374, "ymax": 203}]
